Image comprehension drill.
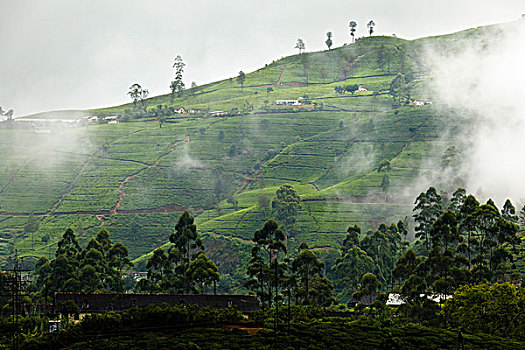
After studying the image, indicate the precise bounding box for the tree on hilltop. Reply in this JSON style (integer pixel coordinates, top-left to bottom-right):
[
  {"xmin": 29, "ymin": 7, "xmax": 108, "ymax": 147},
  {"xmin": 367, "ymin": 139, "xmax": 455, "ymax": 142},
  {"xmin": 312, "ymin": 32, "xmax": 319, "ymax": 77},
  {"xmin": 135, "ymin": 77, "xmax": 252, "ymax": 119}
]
[
  {"xmin": 367, "ymin": 20, "xmax": 376, "ymax": 36},
  {"xmin": 236, "ymin": 71, "xmax": 246, "ymax": 92},
  {"xmin": 325, "ymin": 31, "xmax": 333, "ymax": 50},
  {"xmin": 5, "ymin": 109, "xmax": 13, "ymax": 120},
  {"xmin": 295, "ymin": 38, "xmax": 305, "ymax": 54},
  {"xmin": 127, "ymin": 83, "xmax": 149, "ymax": 110},
  {"xmin": 189, "ymin": 81, "xmax": 198, "ymax": 96},
  {"xmin": 349, "ymin": 21, "xmax": 357, "ymax": 42},
  {"xmin": 170, "ymin": 55, "xmax": 185, "ymax": 98}
]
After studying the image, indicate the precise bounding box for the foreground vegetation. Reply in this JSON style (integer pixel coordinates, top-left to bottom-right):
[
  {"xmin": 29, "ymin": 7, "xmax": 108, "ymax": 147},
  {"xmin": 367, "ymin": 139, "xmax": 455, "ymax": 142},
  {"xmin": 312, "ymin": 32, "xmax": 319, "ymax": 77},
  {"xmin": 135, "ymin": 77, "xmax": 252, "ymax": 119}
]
[{"xmin": 2, "ymin": 302, "xmax": 524, "ymax": 349}]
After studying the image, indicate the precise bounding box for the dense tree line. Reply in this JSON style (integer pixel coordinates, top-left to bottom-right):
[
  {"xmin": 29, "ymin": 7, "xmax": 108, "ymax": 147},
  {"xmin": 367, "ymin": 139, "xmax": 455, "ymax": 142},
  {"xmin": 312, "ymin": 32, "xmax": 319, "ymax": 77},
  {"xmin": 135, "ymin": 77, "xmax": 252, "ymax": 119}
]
[
  {"xmin": 34, "ymin": 228, "xmax": 132, "ymax": 299},
  {"xmin": 1, "ymin": 184, "xmax": 523, "ymax": 346},
  {"xmin": 332, "ymin": 221, "xmax": 407, "ymax": 301},
  {"xmin": 137, "ymin": 211, "xmax": 219, "ymax": 294},
  {"xmin": 6, "ymin": 184, "xmax": 524, "ymax": 343},
  {"xmin": 245, "ymin": 220, "xmax": 335, "ymax": 310}
]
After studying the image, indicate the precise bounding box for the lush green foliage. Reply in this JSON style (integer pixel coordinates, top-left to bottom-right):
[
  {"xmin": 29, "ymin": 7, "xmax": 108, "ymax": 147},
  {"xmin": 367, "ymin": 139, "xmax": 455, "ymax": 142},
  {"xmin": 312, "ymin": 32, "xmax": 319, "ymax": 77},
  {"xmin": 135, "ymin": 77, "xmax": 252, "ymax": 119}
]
[
  {"xmin": 6, "ymin": 306, "xmax": 525, "ymax": 349},
  {"xmin": 34, "ymin": 227, "xmax": 132, "ymax": 298}
]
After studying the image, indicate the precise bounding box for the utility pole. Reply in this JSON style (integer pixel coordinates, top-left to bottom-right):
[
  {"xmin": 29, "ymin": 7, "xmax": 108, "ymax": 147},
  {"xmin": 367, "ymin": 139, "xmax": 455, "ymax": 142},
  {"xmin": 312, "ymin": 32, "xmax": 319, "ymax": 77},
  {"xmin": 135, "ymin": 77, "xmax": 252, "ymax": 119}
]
[{"xmin": 0, "ymin": 250, "xmax": 29, "ymax": 350}]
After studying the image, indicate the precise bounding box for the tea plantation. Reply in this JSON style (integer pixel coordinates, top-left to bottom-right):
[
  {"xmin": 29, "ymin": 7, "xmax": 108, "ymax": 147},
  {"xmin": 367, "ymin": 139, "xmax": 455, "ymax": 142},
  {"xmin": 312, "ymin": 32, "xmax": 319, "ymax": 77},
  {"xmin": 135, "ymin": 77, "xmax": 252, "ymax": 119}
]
[{"xmin": 0, "ymin": 26, "xmax": 510, "ymax": 281}]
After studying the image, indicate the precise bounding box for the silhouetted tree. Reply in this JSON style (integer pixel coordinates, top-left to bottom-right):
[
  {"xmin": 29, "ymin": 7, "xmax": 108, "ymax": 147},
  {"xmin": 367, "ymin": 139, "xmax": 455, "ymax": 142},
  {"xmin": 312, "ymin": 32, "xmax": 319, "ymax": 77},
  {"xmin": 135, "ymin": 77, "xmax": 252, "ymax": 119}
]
[
  {"xmin": 236, "ymin": 71, "xmax": 246, "ymax": 91},
  {"xmin": 186, "ymin": 252, "xmax": 220, "ymax": 294},
  {"xmin": 349, "ymin": 21, "xmax": 357, "ymax": 42},
  {"xmin": 170, "ymin": 55, "xmax": 185, "ymax": 98},
  {"xmin": 367, "ymin": 20, "xmax": 376, "ymax": 36},
  {"xmin": 272, "ymin": 184, "xmax": 302, "ymax": 238},
  {"xmin": 295, "ymin": 38, "xmax": 305, "ymax": 54},
  {"xmin": 127, "ymin": 83, "xmax": 149, "ymax": 110},
  {"xmin": 413, "ymin": 187, "xmax": 443, "ymax": 254},
  {"xmin": 325, "ymin": 31, "xmax": 333, "ymax": 49}
]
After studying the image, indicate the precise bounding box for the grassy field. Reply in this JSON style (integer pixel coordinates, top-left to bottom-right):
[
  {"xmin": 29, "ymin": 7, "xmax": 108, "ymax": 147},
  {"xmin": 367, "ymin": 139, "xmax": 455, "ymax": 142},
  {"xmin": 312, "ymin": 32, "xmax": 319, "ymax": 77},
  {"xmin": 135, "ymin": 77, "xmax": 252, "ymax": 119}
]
[{"xmin": 0, "ymin": 26, "xmax": 505, "ymax": 279}]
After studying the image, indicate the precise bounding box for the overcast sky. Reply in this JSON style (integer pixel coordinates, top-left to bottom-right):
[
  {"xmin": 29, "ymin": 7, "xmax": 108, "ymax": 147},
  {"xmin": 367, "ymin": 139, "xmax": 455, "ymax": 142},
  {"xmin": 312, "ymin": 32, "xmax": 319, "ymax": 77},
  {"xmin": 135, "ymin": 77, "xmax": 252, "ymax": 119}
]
[{"xmin": 1, "ymin": 0, "xmax": 524, "ymax": 117}]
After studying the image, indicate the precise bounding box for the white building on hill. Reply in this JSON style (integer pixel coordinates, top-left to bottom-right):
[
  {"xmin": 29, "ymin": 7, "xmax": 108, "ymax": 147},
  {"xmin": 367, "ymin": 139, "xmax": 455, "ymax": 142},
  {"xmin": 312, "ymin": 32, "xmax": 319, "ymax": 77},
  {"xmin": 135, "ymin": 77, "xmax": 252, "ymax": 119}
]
[{"xmin": 276, "ymin": 100, "xmax": 301, "ymax": 106}]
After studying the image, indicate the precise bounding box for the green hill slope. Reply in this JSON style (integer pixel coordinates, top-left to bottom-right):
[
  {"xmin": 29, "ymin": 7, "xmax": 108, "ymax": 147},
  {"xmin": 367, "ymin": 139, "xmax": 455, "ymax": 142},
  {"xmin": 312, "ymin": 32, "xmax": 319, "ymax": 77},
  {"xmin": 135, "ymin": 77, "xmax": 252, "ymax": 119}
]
[{"xmin": 0, "ymin": 27, "xmax": 501, "ymax": 282}]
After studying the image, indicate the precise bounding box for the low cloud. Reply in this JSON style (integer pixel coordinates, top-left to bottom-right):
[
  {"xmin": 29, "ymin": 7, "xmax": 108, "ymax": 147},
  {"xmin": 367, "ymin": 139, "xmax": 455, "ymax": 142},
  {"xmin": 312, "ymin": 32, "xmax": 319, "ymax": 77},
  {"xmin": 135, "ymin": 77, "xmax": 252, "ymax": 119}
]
[{"xmin": 423, "ymin": 20, "xmax": 525, "ymax": 206}]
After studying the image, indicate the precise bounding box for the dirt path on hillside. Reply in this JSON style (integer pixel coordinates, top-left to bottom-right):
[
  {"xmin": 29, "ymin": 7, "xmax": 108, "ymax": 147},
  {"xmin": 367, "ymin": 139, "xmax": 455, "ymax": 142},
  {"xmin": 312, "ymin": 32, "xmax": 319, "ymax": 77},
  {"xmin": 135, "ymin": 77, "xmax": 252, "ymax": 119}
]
[
  {"xmin": 275, "ymin": 65, "xmax": 286, "ymax": 85},
  {"xmin": 111, "ymin": 176, "xmax": 134, "ymax": 214},
  {"xmin": 110, "ymin": 140, "xmax": 183, "ymax": 214}
]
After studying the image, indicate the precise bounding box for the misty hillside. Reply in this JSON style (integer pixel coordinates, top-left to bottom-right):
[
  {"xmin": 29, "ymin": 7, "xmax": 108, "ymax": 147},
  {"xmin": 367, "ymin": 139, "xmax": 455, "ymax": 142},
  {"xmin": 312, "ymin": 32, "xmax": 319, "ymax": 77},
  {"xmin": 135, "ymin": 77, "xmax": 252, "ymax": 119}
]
[{"xmin": 1, "ymin": 21, "xmax": 523, "ymax": 284}]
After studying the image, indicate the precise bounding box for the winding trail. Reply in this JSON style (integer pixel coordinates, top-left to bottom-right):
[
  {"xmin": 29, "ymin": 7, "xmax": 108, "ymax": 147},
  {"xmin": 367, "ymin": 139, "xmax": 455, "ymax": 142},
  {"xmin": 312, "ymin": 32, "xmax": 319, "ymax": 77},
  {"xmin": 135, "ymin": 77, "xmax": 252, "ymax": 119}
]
[
  {"xmin": 111, "ymin": 176, "xmax": 134, "ymax": 214},
  {"xmin": 275, "ymin": 65, "xmax": 286, "ymax": 85}
]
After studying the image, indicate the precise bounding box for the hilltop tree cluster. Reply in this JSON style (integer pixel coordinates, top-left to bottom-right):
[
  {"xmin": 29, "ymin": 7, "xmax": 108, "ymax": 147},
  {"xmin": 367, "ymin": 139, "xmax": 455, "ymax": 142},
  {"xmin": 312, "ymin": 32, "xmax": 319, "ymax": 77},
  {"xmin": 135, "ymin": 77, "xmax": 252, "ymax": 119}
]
[
  {"xmin": 170, "ymin": 55, "xmax": 186, "ymax": 98},
  {"xmin": 0, "ymin": 106, "xmax": 13, "ymax": 120}
]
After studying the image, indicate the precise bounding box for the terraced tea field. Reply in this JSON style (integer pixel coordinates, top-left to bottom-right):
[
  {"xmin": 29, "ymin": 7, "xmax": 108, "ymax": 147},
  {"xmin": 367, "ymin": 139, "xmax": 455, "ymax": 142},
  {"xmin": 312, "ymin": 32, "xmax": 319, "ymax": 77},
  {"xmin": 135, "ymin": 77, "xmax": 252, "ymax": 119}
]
[{"xmin": 2, "ymin": 30, "xmax": 508, "ymax": 279}]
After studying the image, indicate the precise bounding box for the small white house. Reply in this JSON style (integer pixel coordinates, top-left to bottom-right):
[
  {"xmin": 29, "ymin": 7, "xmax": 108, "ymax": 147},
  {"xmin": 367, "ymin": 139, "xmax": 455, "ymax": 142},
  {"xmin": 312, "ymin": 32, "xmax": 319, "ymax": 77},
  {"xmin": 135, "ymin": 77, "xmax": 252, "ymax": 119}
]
[
  {"xmin": 208, "ymin": 111, "xmax": 228, "ymax": 117},
  {"xmin": 386, "ymin": 293, "xmax": 452, "ymax": 306},
  {"xmin": 276, "ymin": 100, "xmax": 301, "ymax": 106},
  {"xmin": 105, "ymin": 116, "xmax": 119, "ymax": 124},
  {"xmin": 174, "ymin": 107, "xmax": 186, "ymax": 114},
  {"xmin": 413, "ymin": 99, "xmax": 432, "ymax": 106},
  {"xmin": 357, "ymin": 86, "xmax": 368, "ymax": 92}
]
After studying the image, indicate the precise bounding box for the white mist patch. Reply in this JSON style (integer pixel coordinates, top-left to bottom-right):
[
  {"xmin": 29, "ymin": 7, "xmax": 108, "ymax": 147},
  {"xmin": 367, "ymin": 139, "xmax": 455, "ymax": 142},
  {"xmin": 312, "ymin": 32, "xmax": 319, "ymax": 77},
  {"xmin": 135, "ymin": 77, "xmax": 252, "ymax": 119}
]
[
  {"xmin": 425, "ymin": 20, "xmax": 525, "ymax": 205},
  {"xmin": 336, "ymin": 144, "xmax": 376, "ymax": 178},
  {"xmin": 173, "ymin": 143, "xmax": 203, "ymax": 171}
]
